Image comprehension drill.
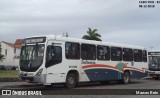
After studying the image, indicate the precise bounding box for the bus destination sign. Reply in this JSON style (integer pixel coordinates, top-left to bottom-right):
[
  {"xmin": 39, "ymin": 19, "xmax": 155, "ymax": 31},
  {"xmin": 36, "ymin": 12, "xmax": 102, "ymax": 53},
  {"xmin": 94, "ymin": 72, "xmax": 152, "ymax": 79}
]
[
  {"xmin": 148, "ymin": 52, "xmax": 160, "ymax": 55},
  {"xmin": 24, "ymin": 37, "xmax": 46, "ymax": 44}
]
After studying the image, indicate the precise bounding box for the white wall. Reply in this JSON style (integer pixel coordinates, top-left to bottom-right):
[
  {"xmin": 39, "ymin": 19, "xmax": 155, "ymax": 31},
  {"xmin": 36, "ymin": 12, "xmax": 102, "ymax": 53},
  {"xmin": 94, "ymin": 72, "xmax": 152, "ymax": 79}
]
[
  {"xmin": 13, "ymin": 48, "xmax": 21, "ymax": 66},
  {"xmin": 0, "ymin": 42, "xmax": 20, "ymax": 67}
]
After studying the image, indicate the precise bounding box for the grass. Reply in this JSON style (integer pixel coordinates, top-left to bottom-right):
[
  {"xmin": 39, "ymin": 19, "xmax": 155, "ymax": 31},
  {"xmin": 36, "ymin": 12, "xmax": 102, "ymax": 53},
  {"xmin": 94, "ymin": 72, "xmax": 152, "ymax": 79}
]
[{"xmin": 0, "ymin": 70, "xmax": 19, "ymax": 78}]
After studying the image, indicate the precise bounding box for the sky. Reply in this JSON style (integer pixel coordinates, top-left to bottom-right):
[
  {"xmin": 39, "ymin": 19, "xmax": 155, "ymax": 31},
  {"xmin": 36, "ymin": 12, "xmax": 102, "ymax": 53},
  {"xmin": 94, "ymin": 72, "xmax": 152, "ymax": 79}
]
[{"xmin": 0, "ymin": 0, "xmax": 160, "ymax": 50}]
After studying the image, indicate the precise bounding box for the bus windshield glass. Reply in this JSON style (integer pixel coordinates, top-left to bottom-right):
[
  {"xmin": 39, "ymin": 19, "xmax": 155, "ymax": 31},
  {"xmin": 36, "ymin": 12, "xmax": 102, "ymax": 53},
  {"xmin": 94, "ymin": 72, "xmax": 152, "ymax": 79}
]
[
  {"xmin": 149, "ymin": 56, "xmax": 160, "ymax": 65},
  {"xmin": 149, "ymin": 56, "xmax": 160, "ymax": 71},
  {"xmin": 20, "ymin": 44, "xmax": 45, "ymax": 72}
]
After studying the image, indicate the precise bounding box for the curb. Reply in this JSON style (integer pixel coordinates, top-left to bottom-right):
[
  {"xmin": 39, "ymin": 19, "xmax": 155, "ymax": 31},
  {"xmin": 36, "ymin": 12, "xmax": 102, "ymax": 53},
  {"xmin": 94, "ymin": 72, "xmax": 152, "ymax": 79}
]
[{"xmin": 0, "ymin": 77, "xmax": 21, "ymax": 82}]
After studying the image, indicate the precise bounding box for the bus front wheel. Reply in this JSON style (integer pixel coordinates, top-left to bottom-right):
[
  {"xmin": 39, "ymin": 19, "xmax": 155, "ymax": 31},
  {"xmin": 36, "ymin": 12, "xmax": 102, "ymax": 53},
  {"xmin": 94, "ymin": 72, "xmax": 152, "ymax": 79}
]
[
  {"xmin": 65, "ymin": 73, "xmax": 77, "ymax": 88},
  {"xmin": 121, "ymin": 72, "xmax": 130, "ymax": 84}
]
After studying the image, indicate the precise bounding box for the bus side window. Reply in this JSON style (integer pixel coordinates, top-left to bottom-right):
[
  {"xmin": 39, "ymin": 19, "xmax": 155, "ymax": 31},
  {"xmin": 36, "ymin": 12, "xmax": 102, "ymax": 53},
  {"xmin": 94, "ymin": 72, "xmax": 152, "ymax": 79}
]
[
  {"xmin": 46, "ymin": 46, "xmax": 62, "ymax": 67},
  {"xmin": 97, "ymin": 45, "xmax": 110, "ymax": 60},
  {"xmin": 123, "ymin": 48, "xmax": 133, "ymax": 61},
  {"xmin": 65, "ymin": 42, "xmax": 80, "ymax": 59},
  {"xmin": 111, "ymin": 47, "xmax": 122, "ymax": 61},
  {"xmin": 134, "ymin": 49, "xmax": 142, "ymax": 62},
  {"xmin": 143, "ymin": 50, "xmax": 147, "ymax": 62},
  {"xmin": 81, "ymin": 44, "xmax": 96, "ymax": 60}
]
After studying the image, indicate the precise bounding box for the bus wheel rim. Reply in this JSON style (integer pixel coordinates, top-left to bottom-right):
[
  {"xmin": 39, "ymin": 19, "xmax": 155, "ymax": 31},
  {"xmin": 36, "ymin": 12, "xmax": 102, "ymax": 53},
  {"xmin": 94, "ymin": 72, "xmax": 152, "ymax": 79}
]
[
  {"xmin": 68, "ymin": 77, "xmax": 75, "ymax": 84},
  {"xmin": 124, "ymin": 74, "xmax": 129, "ymax": 82}
]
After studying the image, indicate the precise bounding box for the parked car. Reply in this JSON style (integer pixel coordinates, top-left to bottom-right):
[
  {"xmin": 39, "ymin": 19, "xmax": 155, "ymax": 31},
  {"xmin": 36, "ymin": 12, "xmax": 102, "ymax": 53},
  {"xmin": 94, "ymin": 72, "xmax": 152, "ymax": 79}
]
[
  {"xmin": 0, "ymin": 65, "xmax": 5, "ymax": 70},
  {"xmin": 0, "ymin": 65, "xmax": 19, "ymax": 70},
  {"xmin": 12, "ymin": 66, "xmax": 18, "ymax": 70},
  {"xmin": 4, "ymin": 65, "xmax": 13, "ymax": 70}
]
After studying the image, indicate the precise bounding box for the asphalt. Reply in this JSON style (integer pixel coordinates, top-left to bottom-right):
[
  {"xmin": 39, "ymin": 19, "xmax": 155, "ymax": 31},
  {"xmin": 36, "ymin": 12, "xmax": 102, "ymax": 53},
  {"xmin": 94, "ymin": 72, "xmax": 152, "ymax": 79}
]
[{"xmin": 0, "ymin": 77, "xmax": 160, "ymax": 98}]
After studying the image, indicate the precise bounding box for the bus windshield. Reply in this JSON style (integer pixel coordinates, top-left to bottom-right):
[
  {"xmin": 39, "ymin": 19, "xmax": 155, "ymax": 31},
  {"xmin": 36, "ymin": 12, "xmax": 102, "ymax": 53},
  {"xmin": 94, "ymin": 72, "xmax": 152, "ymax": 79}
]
[
  {"xmin": 149, "ymin": 56, "xmax": 160, "ymax": 65},
  {"xmin": 20, "ymin": 44, "xmax": 45, "ymax": 72},
  {"xmin": 149, "ymin": 56, "xmax": 160, "ymax": 71}
]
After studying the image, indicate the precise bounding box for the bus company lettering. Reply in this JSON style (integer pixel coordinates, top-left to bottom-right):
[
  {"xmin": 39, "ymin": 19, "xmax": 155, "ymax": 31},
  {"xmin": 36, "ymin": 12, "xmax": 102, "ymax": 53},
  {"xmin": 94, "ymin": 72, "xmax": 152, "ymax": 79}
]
[{"xmin": 81, "ymin": 60, "xmax": 96, "ymax": 64}]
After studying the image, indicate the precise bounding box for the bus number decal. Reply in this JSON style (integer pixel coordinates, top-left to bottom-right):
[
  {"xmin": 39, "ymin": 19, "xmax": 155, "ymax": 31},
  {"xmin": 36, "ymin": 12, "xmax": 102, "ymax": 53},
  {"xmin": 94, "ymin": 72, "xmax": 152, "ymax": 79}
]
[
  {"xmin": 69, "ymin": 66, "xmax": 77, "ymax": 68},
  {"xmin": 81, "ymin": 60, "xmax": 96, "ymax": 64}
]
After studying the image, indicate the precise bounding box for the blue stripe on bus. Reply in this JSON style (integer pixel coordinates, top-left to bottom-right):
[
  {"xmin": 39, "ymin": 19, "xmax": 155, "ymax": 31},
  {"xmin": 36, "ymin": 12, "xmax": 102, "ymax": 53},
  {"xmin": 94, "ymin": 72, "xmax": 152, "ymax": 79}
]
[
  {"xmin": 130, "ymin": 70, "xmax": 148, "ymax": 79},
  {"xmin": 84, "ymin": 69, "xmax": 121, "ymax": 81},
  {"xmin": 84, "ymin": 68, "xmax": 148, "ymax": 81}
]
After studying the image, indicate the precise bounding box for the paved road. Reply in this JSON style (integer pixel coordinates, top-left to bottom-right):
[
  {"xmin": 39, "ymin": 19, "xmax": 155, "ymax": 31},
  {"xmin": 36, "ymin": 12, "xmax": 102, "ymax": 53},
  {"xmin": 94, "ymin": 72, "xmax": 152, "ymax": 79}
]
[
  {"xmin": 1, "ymin": 77, "xmax": 160, "ymax": 89},
  {"xmin": 0, "ymin": 77, "xmax": 160, "ymax": 98}
]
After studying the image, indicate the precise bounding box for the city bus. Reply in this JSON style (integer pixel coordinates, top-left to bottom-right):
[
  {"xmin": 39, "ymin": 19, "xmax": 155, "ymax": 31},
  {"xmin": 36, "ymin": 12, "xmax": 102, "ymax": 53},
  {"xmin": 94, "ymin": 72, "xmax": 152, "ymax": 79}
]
[
  {"xmin": 19, "ymin": 35, "xmax": 148, "ymax": 88},
  {"xmin": 148, "ymin": 51, "xmax": 160, "ymax": 79}
]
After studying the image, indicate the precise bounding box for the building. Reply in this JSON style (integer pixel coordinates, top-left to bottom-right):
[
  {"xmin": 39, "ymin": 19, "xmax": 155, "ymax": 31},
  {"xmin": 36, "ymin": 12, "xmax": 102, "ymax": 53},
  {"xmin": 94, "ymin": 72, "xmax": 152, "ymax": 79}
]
[{"xmin": 0, "ymin": 39, "xmax": 23, "ymax": 68}]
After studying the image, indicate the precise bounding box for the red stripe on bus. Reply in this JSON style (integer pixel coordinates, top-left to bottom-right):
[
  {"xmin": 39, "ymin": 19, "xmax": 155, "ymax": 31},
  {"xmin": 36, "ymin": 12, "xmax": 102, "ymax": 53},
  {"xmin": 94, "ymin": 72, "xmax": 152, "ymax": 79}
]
[
  {"xmin": 82, "ymin": 64, "xmax": 117, "ymax": 70},
  {"xmin": 126, "ymin": 66, "xmax": 142, "ymax": 72},
  {"xmin": 126, "ymin": 67, "xmax": 148, "ymax": 72},
  {"xmin": 82, "ymin": 64, "xmax": 148, "ymax": 73}
]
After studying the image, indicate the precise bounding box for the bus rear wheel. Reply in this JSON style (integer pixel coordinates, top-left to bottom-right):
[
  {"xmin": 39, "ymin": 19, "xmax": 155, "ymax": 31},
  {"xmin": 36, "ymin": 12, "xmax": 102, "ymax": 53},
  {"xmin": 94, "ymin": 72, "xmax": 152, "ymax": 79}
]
[
  {"xmin": 121, "ymin": 72, "xmax": 130, "ymax": 84},
  {"xmin": 65, "ymin": 73, "xmax": 77, "ymax": 88}
]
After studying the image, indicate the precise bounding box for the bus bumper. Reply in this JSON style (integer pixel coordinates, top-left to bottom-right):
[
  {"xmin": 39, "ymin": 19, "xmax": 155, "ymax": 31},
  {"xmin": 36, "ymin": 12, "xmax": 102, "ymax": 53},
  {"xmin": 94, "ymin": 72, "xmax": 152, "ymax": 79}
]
[
  {"xmin": 149, "ymin": 71, "xmax": 160, "ymax": 78},
  {"xmin": 19, "ymin": 74, "xmax": 46, "ymax": 83}
]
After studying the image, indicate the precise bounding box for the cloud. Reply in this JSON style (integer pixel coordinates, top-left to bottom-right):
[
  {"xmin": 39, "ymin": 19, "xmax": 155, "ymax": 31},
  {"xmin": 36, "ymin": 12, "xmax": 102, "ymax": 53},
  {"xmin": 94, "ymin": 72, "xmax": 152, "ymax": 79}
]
[{"xmin": 0, "ymin": 0, "xmax": 160, "ymax": 49}]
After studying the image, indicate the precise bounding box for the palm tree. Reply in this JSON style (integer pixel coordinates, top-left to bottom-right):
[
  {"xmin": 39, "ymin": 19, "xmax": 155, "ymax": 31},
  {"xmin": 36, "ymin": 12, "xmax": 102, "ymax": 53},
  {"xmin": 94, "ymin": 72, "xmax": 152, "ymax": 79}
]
[{"xmin": 82, "ymin": 28, "xmax": 102, "ymax": 41}]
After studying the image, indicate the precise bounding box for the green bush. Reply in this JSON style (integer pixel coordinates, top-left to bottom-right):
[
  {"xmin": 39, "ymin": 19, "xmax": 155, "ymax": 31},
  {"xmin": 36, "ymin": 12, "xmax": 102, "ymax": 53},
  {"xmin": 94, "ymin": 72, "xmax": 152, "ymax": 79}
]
[{"xmin": 0, "ymin": 70, "xmax": 19, "ymax": 78}]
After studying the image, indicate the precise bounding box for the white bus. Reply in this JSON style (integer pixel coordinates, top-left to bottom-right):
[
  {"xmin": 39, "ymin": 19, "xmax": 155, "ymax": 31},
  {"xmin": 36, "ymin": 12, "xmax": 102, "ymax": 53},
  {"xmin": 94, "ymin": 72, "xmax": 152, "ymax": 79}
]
[
  {"xmin": 148, "ymin": 51, "xmax": 160, "ymax": 79},
  {"xmin": 19, "ymin": 35, "xmax": 148, "ymax": 88}
]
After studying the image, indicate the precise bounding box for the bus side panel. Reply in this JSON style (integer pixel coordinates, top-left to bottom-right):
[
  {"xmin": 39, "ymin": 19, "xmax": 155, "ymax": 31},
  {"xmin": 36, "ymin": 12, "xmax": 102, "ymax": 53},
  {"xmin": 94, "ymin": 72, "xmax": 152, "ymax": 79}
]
[
  {"xmin": 81, "ymin": 61, "xmax": 148, "ymax": 82},
  {"xmin": 130, "ymin": 70, "xmax": 148, "ymax": 79},
  {"xmin": 81, "ymin": 61, "xmax": 121, "ymax": 82},
  {"xmin": 46, "ymin": 64, "xmax": 67, "ymax": 83},
  {"xmin": 127, "ymin": 62, "xmax": 148, "ymax": 79},
  {"xmin": 45, "ymin": 41, "xmax": 67, "ymax": 83},
  {"xmin": 46, "ymin": 74, "xmax": 66, "ymax": 83},
  {"xmin": 84, "ymin": 68, "xmax": 121, "ymax": 81}
]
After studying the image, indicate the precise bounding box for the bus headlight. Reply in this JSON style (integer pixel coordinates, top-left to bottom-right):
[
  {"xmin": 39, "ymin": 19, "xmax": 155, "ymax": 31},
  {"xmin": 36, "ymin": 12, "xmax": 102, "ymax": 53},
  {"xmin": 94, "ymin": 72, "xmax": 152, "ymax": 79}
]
[{"xmin": 35, "ymin": 68, "xmax": 43, "ymax": 76}]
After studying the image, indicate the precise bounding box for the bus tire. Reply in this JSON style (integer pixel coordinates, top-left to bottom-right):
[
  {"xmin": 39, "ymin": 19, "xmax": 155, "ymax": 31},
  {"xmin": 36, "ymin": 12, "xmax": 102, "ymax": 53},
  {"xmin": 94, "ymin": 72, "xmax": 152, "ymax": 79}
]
[
  {"xmin": 65, "ymin": 73, "xmax": 77, "ymax": 88},
  {"xmin": 121, "ymin": 72, "xmax": 130, "ymax": 84}
]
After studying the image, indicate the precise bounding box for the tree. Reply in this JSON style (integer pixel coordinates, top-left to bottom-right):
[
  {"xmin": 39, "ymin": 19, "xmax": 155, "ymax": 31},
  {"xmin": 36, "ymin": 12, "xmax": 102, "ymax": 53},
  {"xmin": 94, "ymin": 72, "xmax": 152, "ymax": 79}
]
[
  {"xmin": 82, "ymin": 28, "xmax": 102, "ymax": 41},
  {"xmin": 0, "ymin": 43, "xmax": 4, "ymax": 61}
]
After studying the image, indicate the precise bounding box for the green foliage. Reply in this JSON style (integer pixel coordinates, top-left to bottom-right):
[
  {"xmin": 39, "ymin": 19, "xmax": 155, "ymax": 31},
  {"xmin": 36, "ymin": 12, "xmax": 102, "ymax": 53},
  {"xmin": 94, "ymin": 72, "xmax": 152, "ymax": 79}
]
[
  {"xmin": 0, "ymin": 70, "xmax": 19, "ymax": 78},
  {"xmin": 82, "ymin": 28, "xmax": 102, "ymax": 41}
]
